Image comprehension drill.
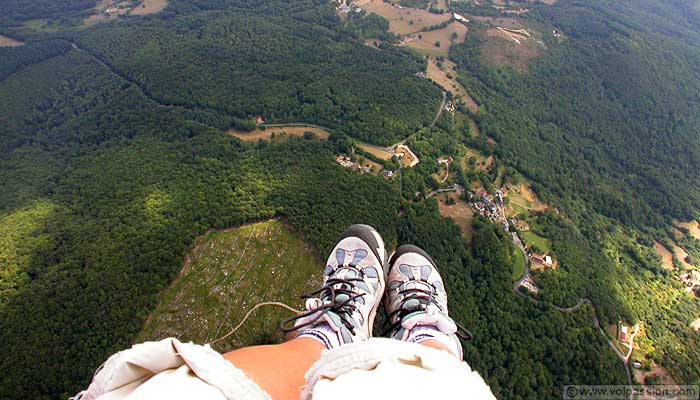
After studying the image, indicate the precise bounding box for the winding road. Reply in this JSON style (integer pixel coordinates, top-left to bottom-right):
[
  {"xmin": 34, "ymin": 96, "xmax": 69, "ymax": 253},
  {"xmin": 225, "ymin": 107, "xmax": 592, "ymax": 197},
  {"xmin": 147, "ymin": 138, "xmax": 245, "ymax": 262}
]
[{"xmin": 513, "ymin": 251, "xmax": 636, "ymax": 395}]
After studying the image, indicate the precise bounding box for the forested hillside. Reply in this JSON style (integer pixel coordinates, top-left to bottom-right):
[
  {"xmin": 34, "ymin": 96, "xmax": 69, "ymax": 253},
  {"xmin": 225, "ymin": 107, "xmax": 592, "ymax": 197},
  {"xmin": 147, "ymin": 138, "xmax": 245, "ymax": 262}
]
[
  {"xmin": 0, "ymin": 0, "xmax": 97, "ymax": 24},
  {"xmin": 1, "ymin": 0, "xmax": 700, "ymax": 398},
  {"xmin": 452, "ymin": 0, "xmax": 700, "ymax": 227},
  {"xmin": 450, "ymin": 0, "xmax": 700, "ymax": 385},
  {"xmin": 71, "ymin": 0, "xmax": 442, "ymax": 144}
]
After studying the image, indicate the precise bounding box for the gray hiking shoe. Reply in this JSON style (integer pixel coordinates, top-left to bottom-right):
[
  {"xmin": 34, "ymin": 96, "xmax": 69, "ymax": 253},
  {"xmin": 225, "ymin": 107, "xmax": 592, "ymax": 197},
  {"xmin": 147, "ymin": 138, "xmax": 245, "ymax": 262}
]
[
  {"xmin": 385, "ymin": 245, "xmax": 470, "ymax": 359},
  {"xmin": 281, "ymin": 225, "xmax": 387, "ymax": 347}
]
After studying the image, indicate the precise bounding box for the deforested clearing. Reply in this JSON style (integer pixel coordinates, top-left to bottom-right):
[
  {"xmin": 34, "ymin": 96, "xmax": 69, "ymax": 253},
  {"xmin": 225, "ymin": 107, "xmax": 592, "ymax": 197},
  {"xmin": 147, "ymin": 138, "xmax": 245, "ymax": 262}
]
[{"xmin": 226, "ymin": 126, "xmax": 330, "ymax": 142}]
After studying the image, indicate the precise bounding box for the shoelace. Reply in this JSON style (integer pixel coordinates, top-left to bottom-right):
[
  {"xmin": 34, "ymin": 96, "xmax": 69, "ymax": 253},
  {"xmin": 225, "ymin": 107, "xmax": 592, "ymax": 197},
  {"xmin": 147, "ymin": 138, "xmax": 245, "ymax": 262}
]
[
  {"xmin": 280, "ymin": 264, "xmax": 367, "ymax": 335},
  {"xmin": 385, "ymin": 285, "xmax": 473, "ymax": 341}
]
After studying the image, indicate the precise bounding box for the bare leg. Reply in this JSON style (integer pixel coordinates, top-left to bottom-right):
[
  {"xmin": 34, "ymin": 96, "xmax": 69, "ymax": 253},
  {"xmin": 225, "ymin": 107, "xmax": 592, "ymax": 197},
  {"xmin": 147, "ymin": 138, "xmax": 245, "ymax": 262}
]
[
  {"xmin": 223, "ymin": 225, "xmax": 388, "ymax": 399},
  {"xmin": 420, "ymin": 339, "xmax": 457, "ymax": 356},
  {"xmin": 223, "ymin": 337, "xmax": 325, "ymax": 400}
]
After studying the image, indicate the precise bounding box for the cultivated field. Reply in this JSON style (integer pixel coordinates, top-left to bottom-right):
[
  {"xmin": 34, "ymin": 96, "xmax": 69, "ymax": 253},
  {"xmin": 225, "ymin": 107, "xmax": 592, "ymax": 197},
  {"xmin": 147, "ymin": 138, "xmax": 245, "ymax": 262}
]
[
  {"xmin": 426, "ymin": 59, "xmax": 478, "ymax": 112},
  {"xmin": 354, "ymin": 0, "xmax": 451, "ymax": 35},
  {"xmin": 490, "ymin": 27, "xmax": 531, "ymax": 45},
  {"xmin": 504, "ymin": 184, "xmax": 548, "ymax": 218},
  {"xmin": 0, "ymin": 35, "xmax": 24, "ymax": 47},
  {"xmin": 130, "ymin": 0, "xmax": 169, "ymax": 15},
  {"xmin": 654, "ymin": 241, "xmax": 675, "ymax": 270},
  {"xmin": 404, "ymin": 21, "xmax": 469, "ymax": 56},
  {"xmin": 226, "ymin": 126, "xmax": 330, "ymax": 142},
  {"xmin": 437, "ymin": 193, "xmax": 475, "ymax": 240},
  {"xmin": 138, "ymin": 220, "xmax": 323, "ymax": 351}
]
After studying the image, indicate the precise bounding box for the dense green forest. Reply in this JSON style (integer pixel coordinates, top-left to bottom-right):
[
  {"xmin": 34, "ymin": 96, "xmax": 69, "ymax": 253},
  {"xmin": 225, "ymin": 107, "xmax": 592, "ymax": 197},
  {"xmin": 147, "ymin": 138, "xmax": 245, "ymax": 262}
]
[
  {"xmin": 0, "ymin": 48, "xmax": 404, "ymax": 397},
  {"xmin": 451, "ymin": 0, "xmax": 700, "ymax": 228},
  {"xmin": 398, "ymin": 205, "xmax": 627, "ymax": 398},
  {"xmin": 1, "ymin": 0, "xmax": 700, "ymax": 398},
  {"xmin": 69, "ymin": 0, "xmax": 442, "ymax": 144},
  {"xmin": 449, "ymin": 0, "xmax": 700, "ymax": 385},
  {"xmin": 0, "ymin": 0, "xmax": 97, "ymax": 24},
  {"xmin": 0, "ymin": 46, "xmax": 626, "ymax": 398}
]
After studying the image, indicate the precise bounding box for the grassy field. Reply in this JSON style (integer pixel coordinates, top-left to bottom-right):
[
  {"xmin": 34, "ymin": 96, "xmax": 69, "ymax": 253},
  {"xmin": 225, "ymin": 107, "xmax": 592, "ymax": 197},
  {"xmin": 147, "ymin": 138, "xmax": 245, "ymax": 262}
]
[
  {"xmin": 437, "ymin": 193, "xmax": 475, "ymax": 240},
  {"xmin": 21, "ymin": 19, "xmax": 61, "ymax": 33},
  {"xmin": 426, "ymin": 59, "xmax": 478, "ymax": 112},
  {"xmin": 138, "ymin": 220, "xmax": 323, "ymax": 352},
  {"xmin": 226, "ymin": 126, "xmax": 330, "ymax": 142},
  {"xmin": 355, "ymin": 0, "xmax": 451, "ymax": 35},
  {"xmin": 521, "ymin": 231, "xmax": 551, "ymax": 253},
  {"xmin": 454, "ymin": 113, "xmax": 480, "ymax": 138},
  {"xmin": 511, "ymin": 246, "xmax": 526, "ymax": 280},
  {"xmin": 404, "ymin": 21, "xmax": 469, "ymax": 57}
]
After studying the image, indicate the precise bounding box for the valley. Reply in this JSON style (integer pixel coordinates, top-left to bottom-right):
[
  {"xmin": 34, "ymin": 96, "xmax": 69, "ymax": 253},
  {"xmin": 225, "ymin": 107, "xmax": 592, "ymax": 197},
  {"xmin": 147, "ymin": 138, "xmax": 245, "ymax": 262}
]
[{"xmin": 1, "ymin": 0, "xmax": 700, "ymax": 397}]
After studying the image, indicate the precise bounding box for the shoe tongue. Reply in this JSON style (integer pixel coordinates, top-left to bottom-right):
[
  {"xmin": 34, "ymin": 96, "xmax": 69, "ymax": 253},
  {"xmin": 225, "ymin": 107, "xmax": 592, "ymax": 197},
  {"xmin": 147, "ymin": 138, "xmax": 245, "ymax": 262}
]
[{"xmin": 400, "ymin": 309, "xmax": 458, "ymax": 335}]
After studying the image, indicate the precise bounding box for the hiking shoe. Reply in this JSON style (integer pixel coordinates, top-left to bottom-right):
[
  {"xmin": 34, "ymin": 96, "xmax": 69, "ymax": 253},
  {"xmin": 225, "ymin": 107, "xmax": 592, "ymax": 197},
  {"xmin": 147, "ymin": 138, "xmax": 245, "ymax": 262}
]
[
  {"xmin": 385, "ymin": 245, "xmax": 470, "ymax": 359},
  {"xmin": 281, "ymin": 224, "xmax": 387, "ymax": 348}
]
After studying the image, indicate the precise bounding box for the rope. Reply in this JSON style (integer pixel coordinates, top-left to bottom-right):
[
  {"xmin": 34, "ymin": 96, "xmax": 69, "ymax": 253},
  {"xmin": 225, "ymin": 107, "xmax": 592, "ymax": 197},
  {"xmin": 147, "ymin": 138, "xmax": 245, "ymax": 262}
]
[{"xmin": 208, "ymin": 302, "xmax": 301, "ymax": 345}]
